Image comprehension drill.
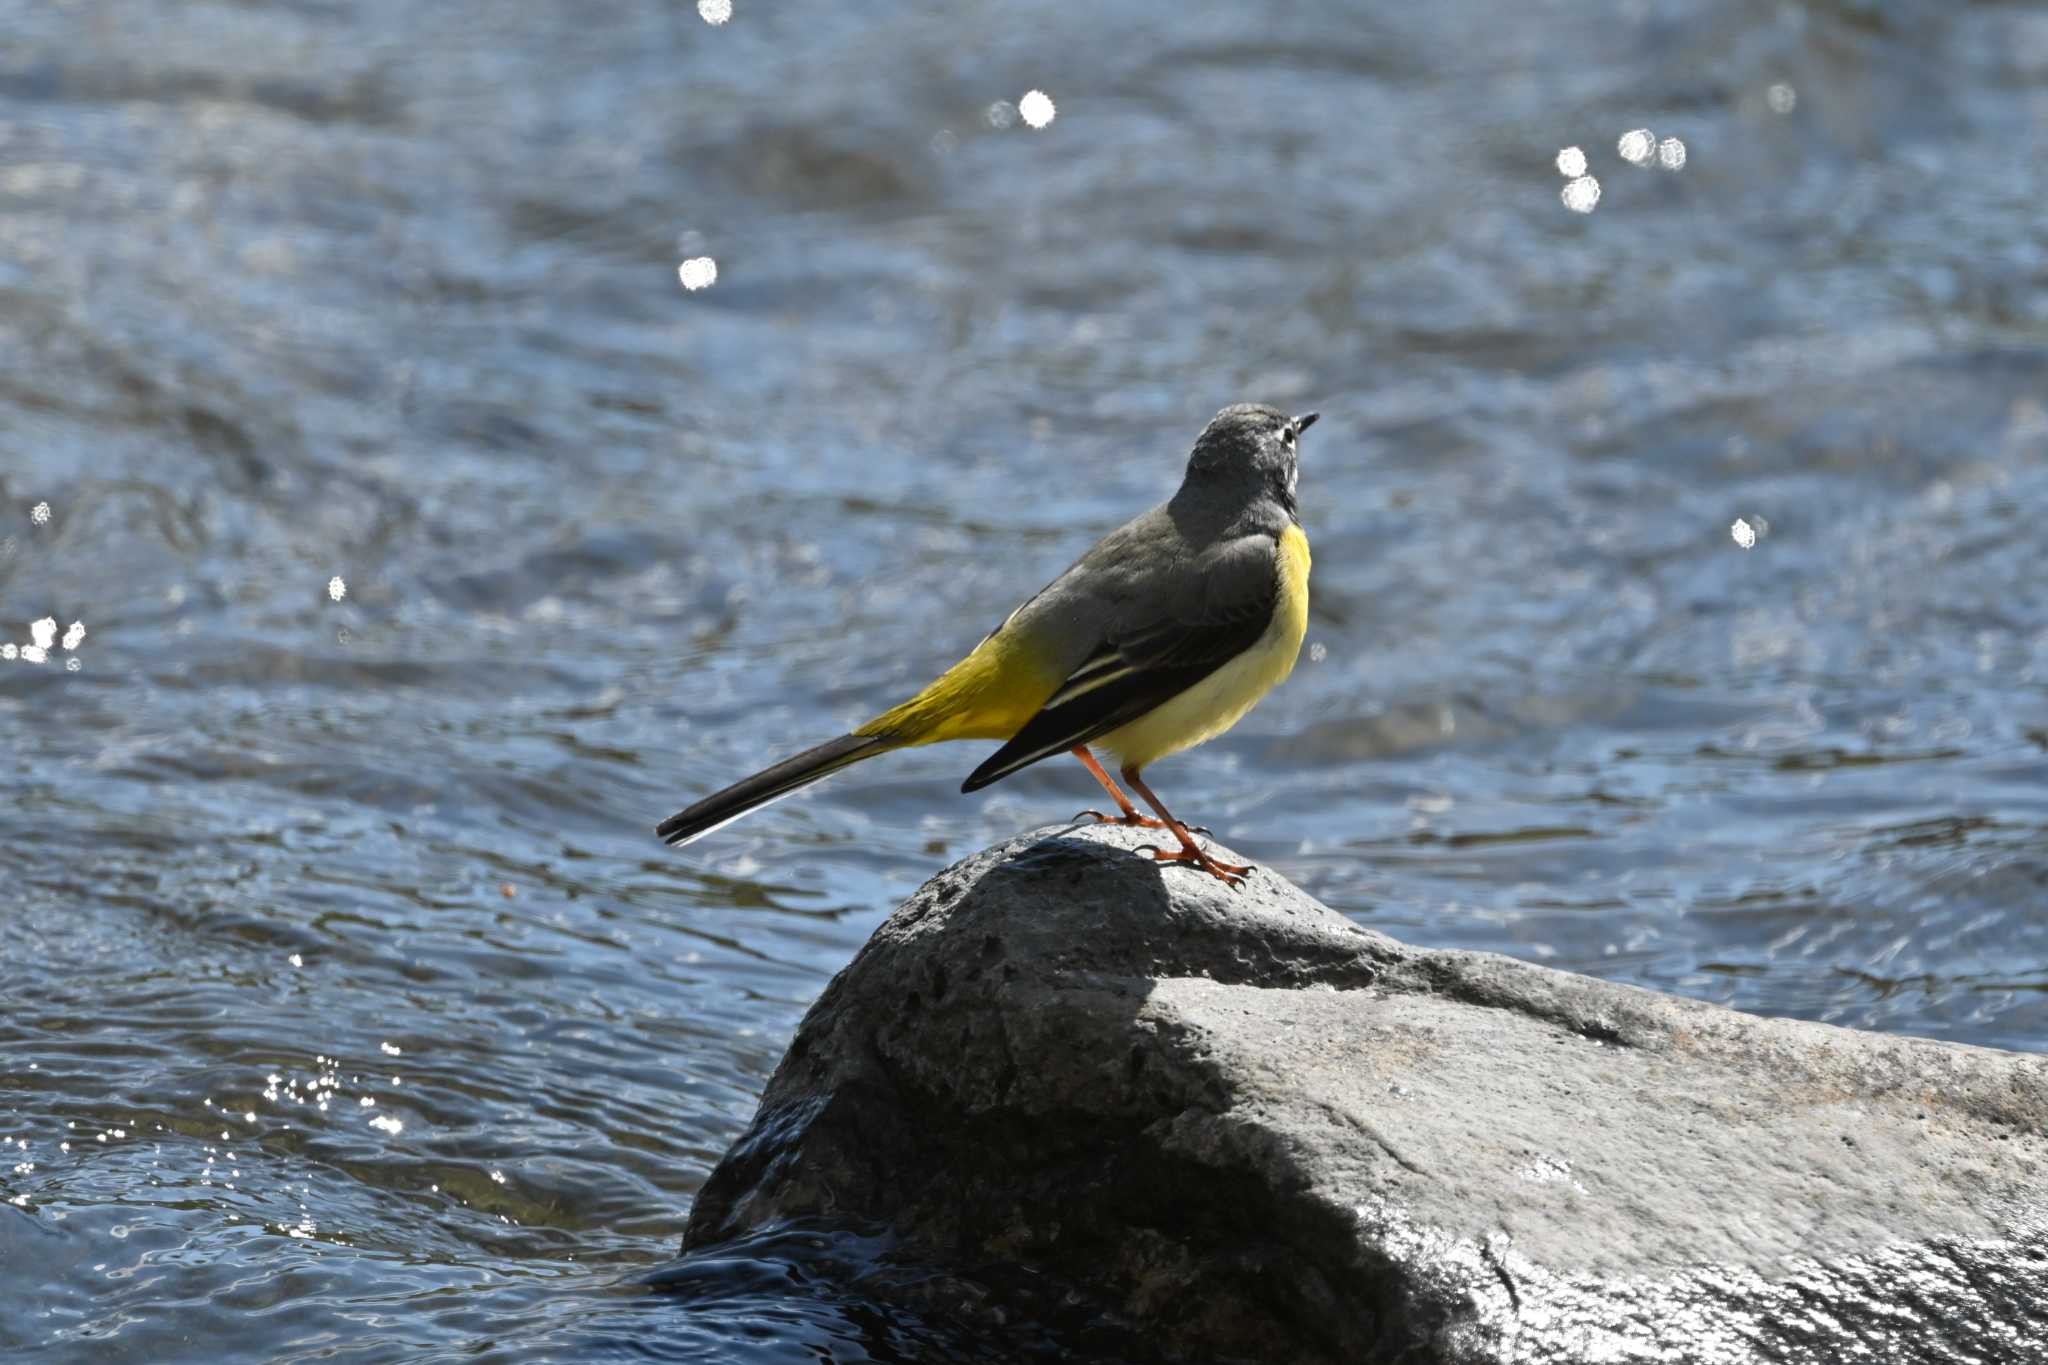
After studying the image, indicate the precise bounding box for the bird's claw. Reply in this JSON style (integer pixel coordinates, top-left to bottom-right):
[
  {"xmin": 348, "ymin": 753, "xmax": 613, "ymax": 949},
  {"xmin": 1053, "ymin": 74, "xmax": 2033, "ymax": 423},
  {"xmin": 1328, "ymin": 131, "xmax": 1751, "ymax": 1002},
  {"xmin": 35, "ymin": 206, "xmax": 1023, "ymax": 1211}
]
[
  {"xmin": 1137, "ymin": 841, "xmax": 1254, "ymax": 889},
  {"xmin": 1074, "ymin": 808, "xmax": 1169, "ymax": 830}
]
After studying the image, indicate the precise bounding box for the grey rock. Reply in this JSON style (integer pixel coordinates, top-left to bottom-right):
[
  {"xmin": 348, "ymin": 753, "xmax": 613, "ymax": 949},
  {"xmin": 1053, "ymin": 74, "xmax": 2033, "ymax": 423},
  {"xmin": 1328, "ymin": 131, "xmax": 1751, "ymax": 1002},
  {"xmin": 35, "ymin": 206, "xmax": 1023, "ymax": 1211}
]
[{"xmin": 683, "ymin": 824, "xmax": 2048, "ymax": 1363}]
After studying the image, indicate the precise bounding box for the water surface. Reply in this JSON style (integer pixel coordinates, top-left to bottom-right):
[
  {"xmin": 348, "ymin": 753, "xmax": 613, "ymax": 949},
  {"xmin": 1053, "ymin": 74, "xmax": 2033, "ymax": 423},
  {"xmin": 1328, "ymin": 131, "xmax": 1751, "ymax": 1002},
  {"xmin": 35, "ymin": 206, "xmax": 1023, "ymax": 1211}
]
[{"xmin": 5, "ymin": 0, "xmax": 2048, "ymax": 1358}]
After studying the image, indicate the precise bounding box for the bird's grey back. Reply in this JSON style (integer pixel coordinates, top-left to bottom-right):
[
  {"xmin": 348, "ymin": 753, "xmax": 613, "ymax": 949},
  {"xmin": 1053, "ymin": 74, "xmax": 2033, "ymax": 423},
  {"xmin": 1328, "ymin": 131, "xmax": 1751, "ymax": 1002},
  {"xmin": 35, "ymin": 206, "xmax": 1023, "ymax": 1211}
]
[{"xmin": 1003, "ymin": 494, "xmax": 1282, "ymax": 673}]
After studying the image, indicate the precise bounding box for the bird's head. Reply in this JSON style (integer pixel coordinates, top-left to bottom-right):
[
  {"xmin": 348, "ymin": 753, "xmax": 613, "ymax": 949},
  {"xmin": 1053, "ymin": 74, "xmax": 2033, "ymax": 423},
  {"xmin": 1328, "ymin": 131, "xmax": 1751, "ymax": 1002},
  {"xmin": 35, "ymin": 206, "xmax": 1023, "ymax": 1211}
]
[{"xmin": 1183, "ymin": 403, "xmax": 1319, "ymax": 513}]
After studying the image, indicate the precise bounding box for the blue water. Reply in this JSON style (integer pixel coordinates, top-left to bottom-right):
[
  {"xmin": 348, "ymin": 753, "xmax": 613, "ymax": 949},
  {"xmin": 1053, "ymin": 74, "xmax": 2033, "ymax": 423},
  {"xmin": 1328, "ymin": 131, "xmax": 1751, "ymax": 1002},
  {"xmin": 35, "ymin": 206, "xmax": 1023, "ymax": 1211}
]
[{"xmin": 5, "ymin": 0, "xmax": 2048, "ymax": 1358}]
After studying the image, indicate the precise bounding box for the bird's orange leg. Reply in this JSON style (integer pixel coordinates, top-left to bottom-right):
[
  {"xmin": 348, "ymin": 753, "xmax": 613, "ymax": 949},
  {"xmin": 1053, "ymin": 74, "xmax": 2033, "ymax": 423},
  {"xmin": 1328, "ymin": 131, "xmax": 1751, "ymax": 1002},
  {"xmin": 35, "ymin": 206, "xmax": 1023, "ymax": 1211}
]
[
  {"xmin": 1069, "ymin": 746, "xmax": 1168, "ymax": 828},
  {"xmin": 1121, "ymin": 765, "xmax": 1252, "ymax": 888}
]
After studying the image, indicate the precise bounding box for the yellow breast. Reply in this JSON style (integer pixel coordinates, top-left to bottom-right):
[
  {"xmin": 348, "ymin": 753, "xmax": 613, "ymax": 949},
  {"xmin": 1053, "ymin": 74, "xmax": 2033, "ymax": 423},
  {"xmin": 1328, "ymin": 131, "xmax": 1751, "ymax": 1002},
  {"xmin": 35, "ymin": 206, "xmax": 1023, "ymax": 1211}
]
[{"xmin": 1099, "ymin": 523, "xmax": 1310, "ymax": 770}]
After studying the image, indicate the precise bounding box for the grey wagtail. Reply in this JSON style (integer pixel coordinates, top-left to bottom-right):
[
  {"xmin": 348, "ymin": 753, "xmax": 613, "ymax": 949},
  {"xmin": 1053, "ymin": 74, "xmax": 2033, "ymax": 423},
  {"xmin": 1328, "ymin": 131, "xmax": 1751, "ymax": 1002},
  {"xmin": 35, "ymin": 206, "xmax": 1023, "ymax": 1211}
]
[{"xmin": 656, "ymin": 402, "xmax": 1317, "ymax": 886}]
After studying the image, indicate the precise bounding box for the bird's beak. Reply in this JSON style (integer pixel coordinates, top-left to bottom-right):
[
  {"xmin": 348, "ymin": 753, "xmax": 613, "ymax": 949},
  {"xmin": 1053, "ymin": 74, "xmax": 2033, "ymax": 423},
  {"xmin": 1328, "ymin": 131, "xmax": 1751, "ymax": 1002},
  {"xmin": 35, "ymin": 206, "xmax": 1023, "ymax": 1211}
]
[{"xmin": 1293, "ymin": 412, "xmax": 1320, "ymax": 435}]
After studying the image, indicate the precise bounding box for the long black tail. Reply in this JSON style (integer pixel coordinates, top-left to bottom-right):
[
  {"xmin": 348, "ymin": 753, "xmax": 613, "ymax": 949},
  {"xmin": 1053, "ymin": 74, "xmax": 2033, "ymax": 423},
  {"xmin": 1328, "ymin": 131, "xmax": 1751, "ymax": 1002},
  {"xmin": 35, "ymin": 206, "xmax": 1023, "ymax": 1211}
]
[{"xmin": 655, "ymin": 733, "xmax": 895, "ymax": 847}]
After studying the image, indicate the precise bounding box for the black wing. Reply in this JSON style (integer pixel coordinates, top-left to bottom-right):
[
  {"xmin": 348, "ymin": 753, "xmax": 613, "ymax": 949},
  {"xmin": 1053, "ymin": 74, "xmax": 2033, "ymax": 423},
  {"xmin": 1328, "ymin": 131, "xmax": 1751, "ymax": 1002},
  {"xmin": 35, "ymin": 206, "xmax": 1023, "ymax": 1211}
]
[{"xmin": 960, "ymin": 535, "xmax": 1279, "ymax": 791}]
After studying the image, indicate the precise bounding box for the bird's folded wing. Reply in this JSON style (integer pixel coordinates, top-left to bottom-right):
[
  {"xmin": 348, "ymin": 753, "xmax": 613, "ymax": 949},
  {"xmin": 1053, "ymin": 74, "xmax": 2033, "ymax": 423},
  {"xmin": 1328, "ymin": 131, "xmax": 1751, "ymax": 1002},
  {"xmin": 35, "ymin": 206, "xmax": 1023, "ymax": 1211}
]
[{"xmin": 960, "ymin": 533, "xmax": 1280, "ymax": 791}]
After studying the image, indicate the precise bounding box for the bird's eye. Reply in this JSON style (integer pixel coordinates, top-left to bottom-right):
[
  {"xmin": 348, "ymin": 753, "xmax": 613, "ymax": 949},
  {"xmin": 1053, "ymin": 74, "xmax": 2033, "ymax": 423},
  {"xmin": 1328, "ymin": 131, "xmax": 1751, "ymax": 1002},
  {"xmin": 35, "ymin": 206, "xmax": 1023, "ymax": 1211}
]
[{"xmin": 1281, "ymin": 426, "xmax": 1297, "ymax": 448}]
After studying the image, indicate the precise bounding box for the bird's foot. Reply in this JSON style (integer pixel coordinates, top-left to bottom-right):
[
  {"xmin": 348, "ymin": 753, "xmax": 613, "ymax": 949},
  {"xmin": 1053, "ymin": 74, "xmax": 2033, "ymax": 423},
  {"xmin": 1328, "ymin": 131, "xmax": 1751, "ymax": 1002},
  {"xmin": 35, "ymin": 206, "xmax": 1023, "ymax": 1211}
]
[
  {"xmin": 1138, "ymin": 841, "xmax": 1253, "ymax": 889},
  {"xmin": 1073, "ymin": 808, "xmax": 1170, "ymax": 830}
]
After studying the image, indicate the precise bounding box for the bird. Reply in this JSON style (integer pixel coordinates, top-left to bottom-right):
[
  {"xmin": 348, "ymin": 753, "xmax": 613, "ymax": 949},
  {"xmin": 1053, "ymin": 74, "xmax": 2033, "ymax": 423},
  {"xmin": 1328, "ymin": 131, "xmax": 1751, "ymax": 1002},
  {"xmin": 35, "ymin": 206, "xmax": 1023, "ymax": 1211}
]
[{"xmin": 656, "ymin": 402, "xmax": 1317, "ymax": 886}]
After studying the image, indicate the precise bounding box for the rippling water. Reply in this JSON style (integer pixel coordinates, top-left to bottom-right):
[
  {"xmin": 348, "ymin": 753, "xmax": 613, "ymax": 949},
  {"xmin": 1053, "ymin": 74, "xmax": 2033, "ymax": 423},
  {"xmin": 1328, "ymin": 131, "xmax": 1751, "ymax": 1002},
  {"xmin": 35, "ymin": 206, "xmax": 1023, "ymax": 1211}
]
[{"xmin": 5, "ymin": 0, "xmax": 2047, "ymax": 1358}]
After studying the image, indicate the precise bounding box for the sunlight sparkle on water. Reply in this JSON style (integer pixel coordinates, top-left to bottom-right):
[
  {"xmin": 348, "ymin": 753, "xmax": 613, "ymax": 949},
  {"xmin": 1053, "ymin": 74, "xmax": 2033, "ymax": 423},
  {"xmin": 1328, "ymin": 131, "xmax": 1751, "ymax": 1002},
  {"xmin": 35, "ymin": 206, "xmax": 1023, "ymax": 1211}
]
[
  {"xmin": 1561, "ymin": 176, "xmax": 1601, "ymax": 213},
  {"xmin": 380, "ymin": 1041, "xmax": 402, "ymax": 1055},
  {"xmin": 1555, "ymin": 146, "xmax": 1587, "ymax": 178},
  {"xmin": 1019, "ymin": 89, "xmax": 1056, "ymax": 129},
  {"xmin": 1731, "ymin": 518, "xmax": 1758, "ymax": 549},
  {"xmin": 31, "ymin": 617, "xmax": 55, "ymax": 650},
  {"xmin": 678, "ymin": 256, "xmax": 718, "ymax": 291},
  {"xmin": 61, "ymin": 621, "xmax": 84, "ymax": 650},
  {"xmin": 368, "ymin": 1115, "xmax": 404, "ymax": 1135},
  {"xmin": 1767, "ymin": 83, "xmax": 1797, "ymax": 115},
  {"xmin": 697, "ymin": 0, "xmax": 731, "ymax": 24},
  {"xmin": 985, "ymin": 100, "xmax": 1016, "ymax": 130},
  {"xmin": 30, "ymin": 501, "xmax": 49, "ymax": 525},
  {"xmin": 1658, "ymin": 137, "xmax": 1687, "ymax": 171},
  {"xmin": 327, "ymin": 575, "xmax": 346, "ymax": 602},
  {"xmin": 1618, "ymin": 128, "xmax": 1656, "ymax": 165}
]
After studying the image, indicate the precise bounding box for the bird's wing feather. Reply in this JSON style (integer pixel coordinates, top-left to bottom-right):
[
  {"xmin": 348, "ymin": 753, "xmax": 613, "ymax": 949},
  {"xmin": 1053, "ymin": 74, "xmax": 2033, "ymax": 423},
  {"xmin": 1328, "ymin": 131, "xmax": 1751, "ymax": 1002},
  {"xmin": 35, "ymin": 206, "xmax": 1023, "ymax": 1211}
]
[{"xmin": 960, "ymin": 533, "xmax": 1279, "ymax": 791}]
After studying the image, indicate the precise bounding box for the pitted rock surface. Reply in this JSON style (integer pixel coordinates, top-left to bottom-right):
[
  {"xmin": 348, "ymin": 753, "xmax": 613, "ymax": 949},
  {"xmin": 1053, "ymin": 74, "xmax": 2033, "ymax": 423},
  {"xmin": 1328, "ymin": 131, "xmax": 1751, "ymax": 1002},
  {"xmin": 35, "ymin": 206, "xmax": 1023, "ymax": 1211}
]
[{"xmin": 683, "ymin": 824, "xmax": 2048, "ymax": 1364}]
